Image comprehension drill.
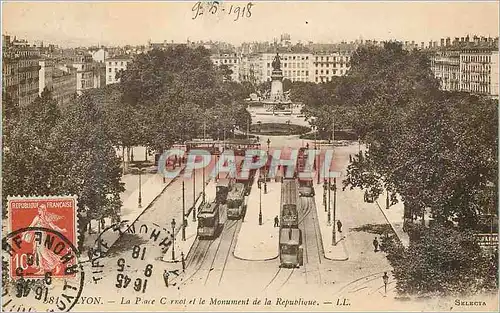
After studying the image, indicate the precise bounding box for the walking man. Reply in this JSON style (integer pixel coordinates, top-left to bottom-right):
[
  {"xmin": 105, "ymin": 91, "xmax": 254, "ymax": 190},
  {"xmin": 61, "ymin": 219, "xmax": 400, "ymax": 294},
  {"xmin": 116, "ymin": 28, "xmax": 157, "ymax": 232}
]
[
  {"xmin": 274, "ymin": 215, "xmax": 279, "ymax": 227},
  {"xmin": 373, "ymin": 237, "xmax": 379, "ymax": 252},
  {"xmin": 336, "ymin": 220, "xmax": 343, "ymax": 233}
]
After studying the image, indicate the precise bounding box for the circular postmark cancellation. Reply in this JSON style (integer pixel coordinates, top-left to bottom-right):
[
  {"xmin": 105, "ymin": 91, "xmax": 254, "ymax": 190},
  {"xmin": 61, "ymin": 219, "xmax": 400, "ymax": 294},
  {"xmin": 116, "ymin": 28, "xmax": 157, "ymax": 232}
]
[
  {"xmin": 2, "ymin": 227, "xmax": 85, "ymax": 312},
  {"xmin": 88, "ymin": 221, "xmax": 178, "ymax": 293}
]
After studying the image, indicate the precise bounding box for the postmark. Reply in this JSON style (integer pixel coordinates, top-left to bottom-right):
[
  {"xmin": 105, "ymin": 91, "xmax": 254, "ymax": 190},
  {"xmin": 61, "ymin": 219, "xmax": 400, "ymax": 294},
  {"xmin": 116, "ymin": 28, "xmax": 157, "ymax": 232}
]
[
  {"xmin": 2, "ymin": 227, "xmax": 85, "ymax": 312},
  {"xmin": 89, "ymin": 221, "xmax": 176, "ymax": 289}
]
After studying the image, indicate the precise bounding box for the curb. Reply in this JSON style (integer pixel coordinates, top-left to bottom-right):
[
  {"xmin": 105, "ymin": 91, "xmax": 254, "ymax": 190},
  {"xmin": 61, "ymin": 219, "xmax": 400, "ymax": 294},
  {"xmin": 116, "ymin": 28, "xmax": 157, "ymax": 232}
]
[
  {"xmin": 323, "ymin": 237, "xmax": 349, "ymax": 261},
  {"xmin": 375, "ymin": 199, "xmax": 404, "ymax": 246},
  {"xmin": 232, "ymin": 251, "xmax": 279, "ymax": 262},
  {"xmin": 312, "ymin": 193, "xmax": 349, "ymax": 261},
  {"xmin": 107, "ymin": 166, "xmax": 186, "ymax": 251}
]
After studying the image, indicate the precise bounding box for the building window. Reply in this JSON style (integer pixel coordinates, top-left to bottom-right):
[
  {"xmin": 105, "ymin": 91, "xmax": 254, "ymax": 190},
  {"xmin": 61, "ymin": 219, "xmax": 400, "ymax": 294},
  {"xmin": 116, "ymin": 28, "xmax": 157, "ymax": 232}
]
[{"xmin": 108, "ymin": 68, "xmax": 112, "ymax": 72}]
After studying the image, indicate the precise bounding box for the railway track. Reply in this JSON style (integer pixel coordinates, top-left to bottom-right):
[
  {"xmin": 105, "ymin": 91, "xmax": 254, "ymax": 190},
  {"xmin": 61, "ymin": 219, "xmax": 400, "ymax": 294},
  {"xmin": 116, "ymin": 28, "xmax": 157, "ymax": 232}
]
[
  {"xmin": 203, "ymin": 219, "xmax": 240, "ymax": 286},
  {"xmin": 263, "ymin": 267, "xmax": 295, "ymax": 292}
]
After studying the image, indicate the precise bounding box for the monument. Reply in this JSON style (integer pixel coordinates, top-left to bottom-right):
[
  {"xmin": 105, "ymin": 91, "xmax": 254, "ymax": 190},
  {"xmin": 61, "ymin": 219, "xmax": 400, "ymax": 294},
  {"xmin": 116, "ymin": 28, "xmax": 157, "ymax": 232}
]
[
  {"xmin": 246, "ymin": 52, "xmax": 308, "ymax": 127},
  {"xmin": 270, "ymin": 53, "xmax": 285, "ymax": 102}
]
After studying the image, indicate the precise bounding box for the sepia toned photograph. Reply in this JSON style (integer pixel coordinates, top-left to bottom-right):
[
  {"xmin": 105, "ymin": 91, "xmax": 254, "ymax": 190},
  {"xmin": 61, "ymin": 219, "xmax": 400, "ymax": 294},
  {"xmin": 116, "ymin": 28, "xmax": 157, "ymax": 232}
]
[{"xmin": 1, "ymin": 1, "xmax": 499, "ymax": 312}]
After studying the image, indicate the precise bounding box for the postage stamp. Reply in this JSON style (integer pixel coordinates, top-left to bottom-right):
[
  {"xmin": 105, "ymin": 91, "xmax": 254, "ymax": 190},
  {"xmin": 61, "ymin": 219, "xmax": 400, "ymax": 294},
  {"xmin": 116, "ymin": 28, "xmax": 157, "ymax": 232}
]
[
  {"xmin": 7, "ymin": 196, "xmax": 78, "ymax": 279},
  {"xmin": 2, "ymin": 196, "xmax": 85, "ymax": 311}
]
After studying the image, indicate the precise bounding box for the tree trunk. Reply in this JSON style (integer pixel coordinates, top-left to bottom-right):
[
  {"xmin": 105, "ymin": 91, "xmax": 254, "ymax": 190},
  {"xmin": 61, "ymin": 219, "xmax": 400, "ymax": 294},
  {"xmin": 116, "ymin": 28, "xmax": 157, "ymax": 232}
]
[{"xmin": 122, "ymin": 146, "xmax": 126, "ymax": 175}]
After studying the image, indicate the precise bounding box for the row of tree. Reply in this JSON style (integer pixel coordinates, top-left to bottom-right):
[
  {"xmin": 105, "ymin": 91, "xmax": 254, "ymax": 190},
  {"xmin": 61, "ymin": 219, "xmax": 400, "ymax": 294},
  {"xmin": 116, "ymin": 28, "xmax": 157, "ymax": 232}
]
[
  {"xmin": 2, "ymin": 45, "xmax": 254, "ymax": 248},
  {"xmin": 293, "ymin": 42, "xmax": 498, "ymax": 295}
]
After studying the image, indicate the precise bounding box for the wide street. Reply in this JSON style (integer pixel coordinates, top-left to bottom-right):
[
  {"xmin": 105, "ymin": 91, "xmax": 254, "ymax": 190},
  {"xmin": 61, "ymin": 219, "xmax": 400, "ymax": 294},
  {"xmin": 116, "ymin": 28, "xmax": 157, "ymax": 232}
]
[{"xmin": 76, "ymin": 134, "xmax": 406, "ymax": 311}]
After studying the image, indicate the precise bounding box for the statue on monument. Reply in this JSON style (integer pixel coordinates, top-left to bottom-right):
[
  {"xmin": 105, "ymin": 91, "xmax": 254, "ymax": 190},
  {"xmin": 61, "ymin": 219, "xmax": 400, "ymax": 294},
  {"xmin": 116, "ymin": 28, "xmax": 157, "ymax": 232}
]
[{"xmin": 271, "ymin": 53, "xmax": 281, "ymax": 71}]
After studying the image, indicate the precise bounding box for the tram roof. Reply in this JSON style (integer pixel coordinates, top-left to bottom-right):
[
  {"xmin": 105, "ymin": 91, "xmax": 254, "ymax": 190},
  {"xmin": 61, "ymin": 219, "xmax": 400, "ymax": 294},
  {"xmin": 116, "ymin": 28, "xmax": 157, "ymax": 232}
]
[
  {"xmin": 280, "ymin": 228, "xmax": 301, "ymax": 245},
  {"xmin": 199, "ymin": 202, "xmax": 218, "ymax": 215}
]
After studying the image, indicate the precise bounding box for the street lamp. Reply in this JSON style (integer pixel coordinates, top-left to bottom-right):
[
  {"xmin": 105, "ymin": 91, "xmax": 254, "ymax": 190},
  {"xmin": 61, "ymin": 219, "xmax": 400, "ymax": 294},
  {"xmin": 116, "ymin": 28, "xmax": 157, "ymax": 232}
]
[
  {"xmin": 192, "ymin": 166, "xmax": 196, "ymax": 222},
  {"xmin": 137, "ymin": 163, "xmax": 145, "ymax": 208},
  {"xmin": 327, "ymin": 178, "xmax": 331, "ymax": 225},
  {"xmin": 259, "ymin": 185, "xmax": 263, "ymax": 225},
  {"xmin": 182, "ymin": 181, "xmax": 186, "ymax": 241},
  {"xmin": 265, "ymin": 138, "xmax": 270, "ymax": 194},
  {"xmin": 171, "ymin": 218, "xmax": 176, "ymax": 261}
]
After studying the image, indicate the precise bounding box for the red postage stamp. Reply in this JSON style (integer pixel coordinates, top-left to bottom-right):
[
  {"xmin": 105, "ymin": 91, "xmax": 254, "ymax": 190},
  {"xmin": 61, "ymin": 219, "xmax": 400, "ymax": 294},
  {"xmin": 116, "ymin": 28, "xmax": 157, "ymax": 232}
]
[{"xmin": 7, "ymin": 195, "xmax": 78, "ymax": 279}]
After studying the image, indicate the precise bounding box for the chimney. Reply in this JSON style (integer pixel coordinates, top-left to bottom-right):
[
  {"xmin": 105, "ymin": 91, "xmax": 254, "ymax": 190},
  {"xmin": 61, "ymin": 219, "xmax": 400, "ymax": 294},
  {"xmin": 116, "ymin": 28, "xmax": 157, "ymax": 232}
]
[
  {"xmin": 441, "ymin": 38, "xmax": 445, "ymax": 47},
  {"xmin": 421, "ymin": 42, "xmax": 424, "ymax": 49},
  {"xmin": 446, "ymin": 37, "xmax": 451, "ymax": 46}
]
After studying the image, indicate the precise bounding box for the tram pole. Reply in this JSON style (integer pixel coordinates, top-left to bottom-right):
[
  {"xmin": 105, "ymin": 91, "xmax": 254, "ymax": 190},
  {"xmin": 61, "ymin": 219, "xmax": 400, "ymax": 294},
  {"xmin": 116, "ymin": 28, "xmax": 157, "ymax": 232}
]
[{"xmin": 332, "ymin": 177, "xmax": 337, "ymax": 246}]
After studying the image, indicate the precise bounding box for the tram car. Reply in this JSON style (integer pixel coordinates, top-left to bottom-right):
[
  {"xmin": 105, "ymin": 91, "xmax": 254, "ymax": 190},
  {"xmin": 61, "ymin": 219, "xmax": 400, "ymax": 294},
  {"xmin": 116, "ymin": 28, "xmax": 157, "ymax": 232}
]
[
  {"xmin": 226, "ymin": 183, "xmax": 246, "ymax": 219},
  {"xmin": 236, "ymin": 159, "xmax": 257, "ymax": 196},
  {"xmin": 279, "ymin": 227, "xmax": 304, "ymax": 268},
  {"xmin": 197, "ymin": 202, "xmax": 220, "ymax": 239},
  {"xmin": 216, "ymin": 180, "xmax": 232, "ymax": 204},
  {"xmin": 280, "ymin": 179, "xmax": 299, "ymax": 228}
]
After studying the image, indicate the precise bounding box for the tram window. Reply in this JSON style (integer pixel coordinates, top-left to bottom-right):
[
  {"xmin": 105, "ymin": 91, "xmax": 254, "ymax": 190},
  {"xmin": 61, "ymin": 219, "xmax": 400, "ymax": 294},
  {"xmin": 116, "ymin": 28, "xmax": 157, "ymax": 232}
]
[
  {"xmin": 198, "ymin": 217, "xmax": 214, "ymax": 227},
  {"xmin": 281, "ymin": 245, "xmax": 297, "ymax": 254}
]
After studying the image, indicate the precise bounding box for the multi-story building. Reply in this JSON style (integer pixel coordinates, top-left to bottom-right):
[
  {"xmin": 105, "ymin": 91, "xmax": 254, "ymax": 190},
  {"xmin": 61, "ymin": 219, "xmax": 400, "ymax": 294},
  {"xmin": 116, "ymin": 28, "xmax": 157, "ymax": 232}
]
[
  {"xmin": 211, "ymin": 52, "xmax": 240, "ymax": 82},
  {"xmin": 261, "ymin": 52, "xmax": 313, "ymax": 83},
  {"xmin": 39, "ymin": 59, "xmax": 54, "ymax": 94},
  {"xmin": 2, "ymin": 46, "xmax": 20, "ymax": 105},
  {"xmin": 2, "ymin": 35, "xmax": 41, "ymax": 107},
  {"xmin": 39, "ymin": 58, "xmax": 77, "ymax": 106},
  {"xmin": 52, "ymin": 67, "xmax": 77, "ymax": 106},
  {"xmin": 72, "ymin": 53, "xmax": 96, "ymax": 95},
  {"xmin": 460, "ymin": 47, "xmax": 498, "ymax": 98},
  {"xmin": 312, "ymin": 51, "xmax": 351, "ymax": 83},
  {"xmin": 106, "ymin": 56, "xmax": 132, "ymax": 85},
  {"xmin": 91, "ymin": 48, "xmax": 108, "ymax": 63},
  {"xmin": 429, "ymin": 36, "xmax": 499, "ymax": 98},
  {"xmin": 430, "ymin": 49, "xmax": 461, "ymax": 92}
]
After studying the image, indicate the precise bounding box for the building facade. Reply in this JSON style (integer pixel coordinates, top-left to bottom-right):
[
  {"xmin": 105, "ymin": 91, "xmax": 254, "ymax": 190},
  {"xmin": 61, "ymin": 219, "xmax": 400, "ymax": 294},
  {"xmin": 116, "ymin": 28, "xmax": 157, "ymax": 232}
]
[
  {"xmin": 72, "ymin": 53, "xmax": 95, "ymax": 95},
  {"xmin": 52, "ymin": 68, "xmax": 77, "ymax": 106},
  {"xmin": 2, "ymin": 35, "xmax": 41, "ymax": 107},
  {"xmin": 429, "ymin": 36, "xmax": 499, "ymax": 98},
  {"xmin": 106, "ymin": 56, "xmax": 131, "ymax": 85},
  {"xmin": 460, "ymin": 48, "xmax": 498, "ymax": 97},
  {"xmin": 211, "ymin": 52, "xmax": 240, "ymax": 82},
  {"xmin": 312, "ymin": 51, "xmax": 351, "ymax": 83}
]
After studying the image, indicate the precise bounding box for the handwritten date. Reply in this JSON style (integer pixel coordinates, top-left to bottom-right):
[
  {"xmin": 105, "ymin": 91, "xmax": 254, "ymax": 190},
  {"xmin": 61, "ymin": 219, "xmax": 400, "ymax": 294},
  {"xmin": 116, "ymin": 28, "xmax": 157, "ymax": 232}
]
[{"xmin": 192, "ymin": 1, "xmax": 253, "ymax": 21}]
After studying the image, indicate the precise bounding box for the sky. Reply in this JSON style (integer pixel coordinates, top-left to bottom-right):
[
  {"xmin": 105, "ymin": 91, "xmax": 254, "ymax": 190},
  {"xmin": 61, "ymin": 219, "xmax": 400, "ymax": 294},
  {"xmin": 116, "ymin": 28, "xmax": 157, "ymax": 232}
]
[{"xmin": 2, "ymin": 1, "xmax": 499, "ymax": 47}]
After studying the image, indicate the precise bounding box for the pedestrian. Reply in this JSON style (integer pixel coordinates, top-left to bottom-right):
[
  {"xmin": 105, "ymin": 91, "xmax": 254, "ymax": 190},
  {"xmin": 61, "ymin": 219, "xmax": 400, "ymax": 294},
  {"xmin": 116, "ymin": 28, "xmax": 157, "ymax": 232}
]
[
  {"xmin": 336, "ymin": 220, "xmax": 342, "ymax": 233},
  {"xmin": 181, "ymin": 252, "xmax": 186, "ymax": 273},
  {"xmin": 274, "ymin": 215, "xmax": 279, "ymax": 227},
  {"xmin": 163, "ymin": 270, "xmax": 169, "ymax": 287},
  {"xmin": 373, "ymin": 237, "xmax": 379, "ymax": 252}
]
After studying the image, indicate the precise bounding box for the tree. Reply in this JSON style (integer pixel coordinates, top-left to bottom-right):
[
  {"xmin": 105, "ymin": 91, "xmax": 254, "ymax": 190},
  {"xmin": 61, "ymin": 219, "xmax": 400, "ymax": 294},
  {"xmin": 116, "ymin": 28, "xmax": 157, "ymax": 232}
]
[
  {"xmin": 117, "ymin": 46, "xmax": 249, "ymax": 151},
  {"xmin": 386, "ymin": 224, "xmax": 498, "ymax": 296},
  {"xmin": 219, "ymin": 64, "xmax": 233, "ymax": 82},
  {"xmin": 48, "ymin": 93, "xmax": 124, "ymax": 247},
  {"xmin": 2, "ymin": 90, "xmax": 62, "ymax": 214}
]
